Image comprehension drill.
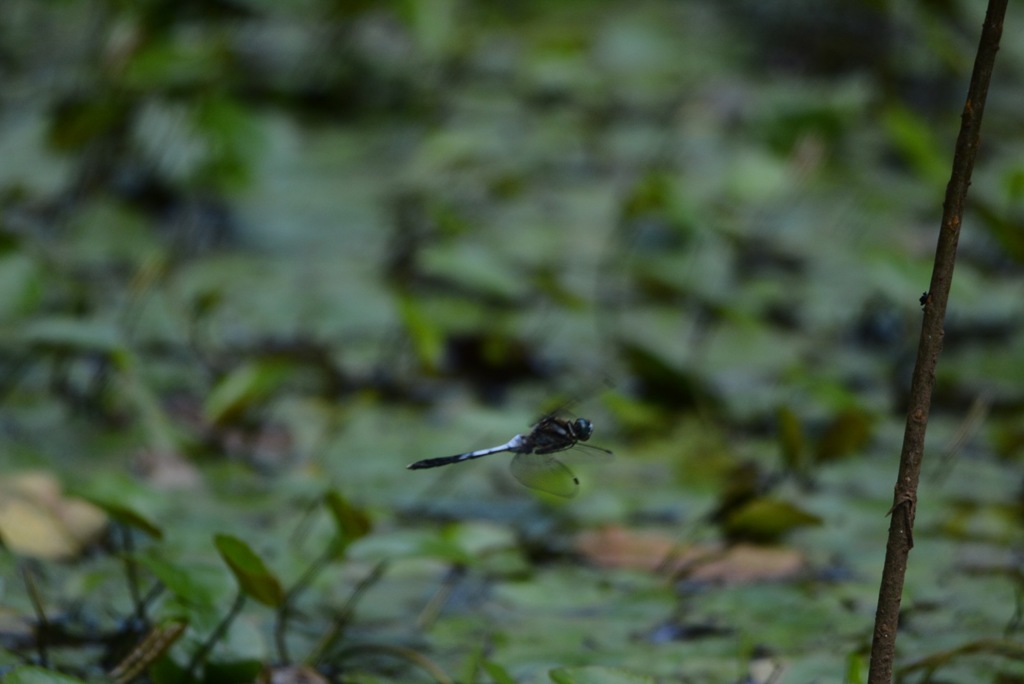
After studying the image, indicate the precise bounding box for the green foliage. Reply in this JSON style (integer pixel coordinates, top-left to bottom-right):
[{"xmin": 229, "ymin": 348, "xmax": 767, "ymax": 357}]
[
  {"xmin": 4, "ymin": 666, "xmax": 89, "ymax": 684},
  {"xmin": 0, "ymin": 253, "xmax": 43, "ymax": 321},
  {"xmin": 195, "ymin": 659, "xmax": 263, "ymax": 684},
  {"xmin": 19, "ymin": 317, "xmax": 126, "ymax": 356},
  {"xmin": 189, "ymin": 95, "xmax": 263, "ymax": 192},
  {"xmin": 80, "ymin": 495, "xmax": 164, "ymax": 539},
  {"xmin": 620, "ymin": 172, "xmax": 674, "ymax": 219},
  {"xmin": 814, "ymin": 408, "xmax": 874, "ymax": 463},
  {"xmin": 776, "ymin": 405, "xmax": 806, "ymax": 473},
  {"xmin": 844, "ymin": 650, "xmax": 866, "ymax": 684},
  {"xmin": 397, "ymin": 0, "xmax": 462, "ymax": 61},
  {"xmin": 549, "ymin": 666, "xmax": 656, "ymax": 684},
  {"xmin": 882, "ymin": 105, "xmax": 950, "ymax": 188},
  {"xmin": 204, "ymin": 360, "xmax": 297, "ymax": 425},
  {"xmin": 69, "ymin": 472, "xmax": 167, "ymax": 533},
  {"xmin": 324, "ymin": 490, "xmax": 373, "ymax": 552},
  {"xmin": 213, "ymin": 533, "xmax": 285, "ymax": 608},
  {"xmin": 396, "ymin": 293, "xmax": 445, "ymax": 371},
  {"xmin": 149, "ymin": 655, "xmax": 189, "ymax": 684},
  {"xmin": 973, "ymin": 167, "xmax": 1024, "ymax": 263},
  {"xmin": 722, "ymin": 497, "xmax": 823, "ymax": 544},
  {"xmin": 119, "ymin": 38, "xmax": 227, "ymax": 93},
  {"xmin": 134, "ymin": 550, "xmax": 219, "ymax": 611},
  {"xmin": 47, "ymin": 97, "xmax": 131, "ymax": 152},
  {"xmin": 481, "ymin": 660, "xmax": 517, "ymax": 684},
  {"xmin": 1, "ymin": 0, "xmax": 1022, "ymax": 681}
]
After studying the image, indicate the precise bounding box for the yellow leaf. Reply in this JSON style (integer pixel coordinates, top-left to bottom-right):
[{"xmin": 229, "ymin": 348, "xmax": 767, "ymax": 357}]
[{"xmin": 0, "ymin": 473, "xmax": 107, "ymax": 560}]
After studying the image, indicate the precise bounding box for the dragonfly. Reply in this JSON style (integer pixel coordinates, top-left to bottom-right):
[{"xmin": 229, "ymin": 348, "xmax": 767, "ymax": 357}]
[{"xmin": 407, "ymin": 414, "xmax": 612, "ymax": 498}]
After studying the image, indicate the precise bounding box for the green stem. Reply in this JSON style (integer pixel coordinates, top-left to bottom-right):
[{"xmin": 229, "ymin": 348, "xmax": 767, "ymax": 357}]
[{"xmin": 186, "ymin": 589, "xmax": 247, "ymax": 678}]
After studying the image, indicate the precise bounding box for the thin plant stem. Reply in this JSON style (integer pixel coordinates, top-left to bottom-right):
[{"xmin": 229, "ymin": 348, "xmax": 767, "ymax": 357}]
[
  {"xmin": 332, "ymin": 643, "xmax": 454, "ymax": 684},
  {"xmin": 186, "ymin": 590, "xmax": 247, "ymax": 678},
  {"xmin": 274, "ymin": 538, "xmax": 345, "ymax": 664},
  {"xmin": 866, "ymin": 2, "xmax": 1007, "ymax": 682},
  {"xmin": 117, "ymin": 523, "xmax": 146, "ymax": 624},
  {"xmin": 307, "ymin": 560, "xmax": 388, "ymax": 666},
  {"xmin": 20, "ymin": 562, "xmax": 49, "ymax": 668}
]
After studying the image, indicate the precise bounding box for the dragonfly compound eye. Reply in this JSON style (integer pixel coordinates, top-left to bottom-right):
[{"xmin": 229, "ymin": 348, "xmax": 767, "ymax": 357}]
[{"xmin": 574, "ymin": 418, "xmax": 594, "ymax": 441}]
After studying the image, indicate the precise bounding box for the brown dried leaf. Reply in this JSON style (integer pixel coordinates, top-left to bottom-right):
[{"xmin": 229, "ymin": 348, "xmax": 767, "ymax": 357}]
[
  {"xmin": 575, "ymin": 526, "xmax": 806, "ymax": 584},
  {"xmin": 261, "ymin": 665, "xmax": 330, "ymax": 684}
]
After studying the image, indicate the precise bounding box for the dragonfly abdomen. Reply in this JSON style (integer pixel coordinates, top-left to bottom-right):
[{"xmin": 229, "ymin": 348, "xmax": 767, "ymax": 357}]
[{"xmin": 407, "ymin": 441, "xmax": 517, "ymax": 470}]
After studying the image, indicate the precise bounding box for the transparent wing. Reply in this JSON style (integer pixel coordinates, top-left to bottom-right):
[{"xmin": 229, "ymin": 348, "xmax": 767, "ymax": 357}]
[
  {"xmin": 568, "ymin": 442, "xmax": 614, "ymax": 462},
  {"xmin": 541, "ymin": 443, "xmax": 614, "ymax": 475},
  {"xmin": 509, "ymin": 453, "xmax": 579, "ymax": 498}
]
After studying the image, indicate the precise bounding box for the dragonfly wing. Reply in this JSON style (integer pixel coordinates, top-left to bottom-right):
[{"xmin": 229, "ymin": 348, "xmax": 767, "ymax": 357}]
[
  {"xmin": 509, "ymin": 453, "xmax": 579, "ymax": 498},
  {"xmin": 570, "ymin": 442, "xmax": 615, "ymax": 462}
]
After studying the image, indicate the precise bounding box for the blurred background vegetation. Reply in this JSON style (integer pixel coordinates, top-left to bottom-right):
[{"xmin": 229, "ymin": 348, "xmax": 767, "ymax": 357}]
[{"xmin": 1, "ymin": 0, "xmax": 1023, "ymax": 682}]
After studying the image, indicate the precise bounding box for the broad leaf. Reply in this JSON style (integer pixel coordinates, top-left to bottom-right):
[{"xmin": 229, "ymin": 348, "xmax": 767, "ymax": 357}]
[
  {"xmin": 214, "ymin": 534, "xmax": 285, "ymax": 608},
  {"xmin": 204, "ymin": 360, "xmax": 295, "ymax": 425},
  {"xmin": 324, "ymin": 491, "xmax": 372, "ymax": 553},
  {"xmin": 814, "ymin": 408, "xmax": 873, "ymax": 463},
  {"xmin": 77, "ymin": 494, "xmax": 163, "ymax": 540},
  {"xmin": 549, "ymin": 666, "xmax": 656, "ymax": 684},
  {"xmin": 5, "ymin": 666, "xmax": 89, "ymax": 684},
  {"xmin": 723, "ymin": 498, "xmax": 823, "ymax": 543},
  {"xmin": 134, "ymin": 550, "xmax": 218, "ymax": 610},
  {"xmin": 776, "ymin": 405, "xmax": 806, "ymax": 472}
]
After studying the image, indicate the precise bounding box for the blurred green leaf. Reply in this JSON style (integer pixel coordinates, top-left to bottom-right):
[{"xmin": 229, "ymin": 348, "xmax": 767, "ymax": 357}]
[
  {"xmin": 149, "ymin": 648, "xmax": 189, "ymax": 684},
  {"xmin": 973, "ymin": 196, "xmax": 1024, "ymax": 263},
  {"xmin": 1006, "ymin": 166, "xmax": 1024, "ymax": 201},
  {"xmin": 77, "ymin": 493, "xmax": 163, "ymax": 539},
  {"xmin": 20, "ymin": 317, "xmax": 125, "ymax": 354},
  {"xmin": 400, "ymin": 0, "xmax": 459, "ymax": 61},
  {"xmin": 115, "ymin": 349, "xmax": 182, "ymax": 455},
  {"xmin": 347, "ymin": 528, "xmax": 465, "ymax": 563},
  {"xmin": 619, "ymin": 341, "xmax": 719, "ymax": 412},
  {"xmin": 396, "ymin": 293, "xmax": 445, "ymax": 371},
  {"xmin": 756, "ymin": 87, "xmax": 863, "ymax": 157},
  {"xmin": 214, "ymin": 534, "xmax": 285, "ymax": 608},
  {"xmin": 815, "ymin": 408, "xmax": 873, "ymax": 463},
  {"xmin": 481, "ymin": 660, "xmax": 517, "ymax": 684},
  {"xmin": 776, "ymin": 406, "xmax": 806, "ymax": 473},
  {"xmin": 845, "ymin": 650, "xmax": 866, "ymax": 684},
  {"xmin": 68, "ymin": 474, "xmax": 163, "ymax": 535},
  {"xmin": 549, "ymin": 665, "xmax": 656, "ymax": 684},
  {"xmin": 417, "ymin": 536, "xmax": 475, "ymax": 565},
  {"xmin": 120, "ymin": 38, "xmax": 223, "ymax": 91},
  {"xmin": 135, "ymin": 550, "xmax": 218, "ymax": 610},
  {"xmin": 602, "ymin": 391, "xmax": 668, "ymax": 437},
  {"xmin": 420, "ymin": 242, "xmax": 527, "ymax": 302},
  {"xmin": 200, "ymin": 658, "xmax": 263, "ymax": 684},
  {"xmin": 191, "ymin": 95, "xmax": 262, "ymax": 191},
  {"xmin": 4, "ymin": 666, "xmax": 90, "ymax": 684},
  {"xmin": 621, "ymin": 172, "xmax": 673, "ymax": 218},
  {"xmin": 882, "ymin": 105, "xmax": 947, "ymax": 187},
  {"xmin": 47, "ymin": 97, "xmax": 129, "ymax": 152},
  {"xmin": 723, "ymin": 498, "xmax": 823, "ymax": 543},
  {"xmin": 204, "ymin": 360, "xmax": 295, "ymax": 425},
  {"xmin": 0, "ymin": 254, "xmax": 43, "ymax": 321},
  {"xmin": 990, "ymin": 419, "xmax": 1024, "ymax": 459},
  {"xmin": 324, "ymin": 490, "xmax": 372, "ymax": 553}
]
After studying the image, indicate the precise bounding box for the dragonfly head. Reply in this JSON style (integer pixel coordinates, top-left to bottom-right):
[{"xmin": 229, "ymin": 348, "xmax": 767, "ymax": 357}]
[{"xmin": 572, "ymin": 418, "xmax": 594, "ymax": 441}]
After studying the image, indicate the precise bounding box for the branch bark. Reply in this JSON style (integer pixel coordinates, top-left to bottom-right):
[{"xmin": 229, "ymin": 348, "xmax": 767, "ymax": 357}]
[{"xmin": 867, "ymin": 2, "xmax": 1008, "ymax": 682}]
